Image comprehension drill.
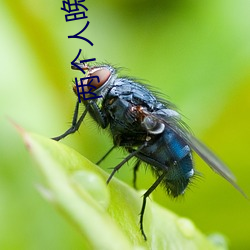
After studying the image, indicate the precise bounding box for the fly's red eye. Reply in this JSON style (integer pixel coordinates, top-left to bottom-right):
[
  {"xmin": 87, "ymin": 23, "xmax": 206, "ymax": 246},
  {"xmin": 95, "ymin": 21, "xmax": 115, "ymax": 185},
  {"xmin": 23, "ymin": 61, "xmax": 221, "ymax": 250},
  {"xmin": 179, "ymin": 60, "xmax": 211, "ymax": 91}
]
[
  {"xmin": 72, "ymin": 67, "xmax": 111, "ymax": 99},
  {"xmin": 88, "ymin": 68, "xmax": 111, "ymax": 89}
]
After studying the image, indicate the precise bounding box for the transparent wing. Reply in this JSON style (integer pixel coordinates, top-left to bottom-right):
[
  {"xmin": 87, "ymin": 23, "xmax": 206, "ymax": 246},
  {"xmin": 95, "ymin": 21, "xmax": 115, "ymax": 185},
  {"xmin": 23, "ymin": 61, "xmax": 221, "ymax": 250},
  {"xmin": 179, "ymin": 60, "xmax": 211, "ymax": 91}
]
[
  {"xmin": 149, "ymin": 110, "xmax": 247, "ymax": 198},
  {"xmin": 170, "ymin": 122, "xmax": 247, "ymax": 198}
]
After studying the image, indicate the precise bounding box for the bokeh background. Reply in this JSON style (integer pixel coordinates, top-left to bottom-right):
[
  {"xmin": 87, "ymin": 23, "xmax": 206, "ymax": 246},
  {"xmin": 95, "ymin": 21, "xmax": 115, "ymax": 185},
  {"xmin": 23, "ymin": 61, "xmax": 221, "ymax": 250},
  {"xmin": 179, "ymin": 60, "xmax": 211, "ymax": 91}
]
[{"xmin": 1, "ymin": 0, "xmax": 250, "ymax": 249}]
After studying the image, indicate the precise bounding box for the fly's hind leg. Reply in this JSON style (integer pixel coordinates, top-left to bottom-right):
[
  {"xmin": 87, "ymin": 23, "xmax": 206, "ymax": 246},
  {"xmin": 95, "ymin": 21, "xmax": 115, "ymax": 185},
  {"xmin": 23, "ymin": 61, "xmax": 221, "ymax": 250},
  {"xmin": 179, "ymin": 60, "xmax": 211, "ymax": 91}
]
[{"xmin": 140, "ymin": 172, "xmax": 166, "ymax": 240}]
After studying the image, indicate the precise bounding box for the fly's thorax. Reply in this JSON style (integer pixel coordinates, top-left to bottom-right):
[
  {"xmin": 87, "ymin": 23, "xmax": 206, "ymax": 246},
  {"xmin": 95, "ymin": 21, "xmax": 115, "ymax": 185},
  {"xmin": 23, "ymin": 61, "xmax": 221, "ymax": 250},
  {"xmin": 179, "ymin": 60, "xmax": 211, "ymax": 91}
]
[
  {"xmin": 140, "ymin": 108, "xmax": 181, "ymax": 135},
  {"xmin": 142, "ymin": 116, "xmax": 165, "ymax": 134}
]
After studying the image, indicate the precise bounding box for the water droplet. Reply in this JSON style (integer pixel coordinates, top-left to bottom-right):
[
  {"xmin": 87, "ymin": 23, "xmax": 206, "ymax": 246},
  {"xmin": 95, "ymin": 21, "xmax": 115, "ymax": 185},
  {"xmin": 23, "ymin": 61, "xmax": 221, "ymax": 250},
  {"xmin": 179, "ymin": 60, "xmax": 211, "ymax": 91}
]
[
  {"xmin": 177, "ymin": 217, "xmax": 196, "ymax": 238},
  {"xmin": 71, "ymin": 170, "xmax": 110, "ymax": 209}
]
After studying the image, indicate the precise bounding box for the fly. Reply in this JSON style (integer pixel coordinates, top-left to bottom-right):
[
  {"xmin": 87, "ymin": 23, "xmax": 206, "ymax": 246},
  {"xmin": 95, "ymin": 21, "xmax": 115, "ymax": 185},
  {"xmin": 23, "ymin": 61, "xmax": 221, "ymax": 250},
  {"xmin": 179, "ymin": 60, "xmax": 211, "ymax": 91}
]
[{"xmin": 52, "ymin": 62, "xmax": 247, "ymax": 240}]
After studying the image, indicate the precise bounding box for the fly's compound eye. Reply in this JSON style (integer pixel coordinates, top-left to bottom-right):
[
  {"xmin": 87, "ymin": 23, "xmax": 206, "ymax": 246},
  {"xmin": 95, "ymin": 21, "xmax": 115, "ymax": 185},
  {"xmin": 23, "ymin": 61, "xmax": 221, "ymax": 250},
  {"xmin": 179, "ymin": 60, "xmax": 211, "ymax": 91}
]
[
  {"xmin": 73, "ymin": 67, "xmax": 111, "ymax": 99},
  {"xmin": 87, "ymin": 67, "xmax": 111, "ymax": 89},
  {"xmin": 142, "ymin": 116, "xmax": 165, "ymax": 134}
]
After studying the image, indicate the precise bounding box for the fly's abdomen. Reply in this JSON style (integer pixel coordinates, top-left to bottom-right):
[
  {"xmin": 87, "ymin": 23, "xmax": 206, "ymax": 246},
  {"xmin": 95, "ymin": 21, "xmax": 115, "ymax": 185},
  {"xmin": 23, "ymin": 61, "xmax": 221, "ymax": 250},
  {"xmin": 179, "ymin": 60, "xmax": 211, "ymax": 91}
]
[
  {"xmin": 163, "ymin": 129, "xmax": 194, "ymax": 197},
  {"xmin": 164, "ymin": 153, "xmax": 193, "ymax": 197},
  {"xmin": 137, "ymin": 128, "xmax": 194, "ymax": 197}
]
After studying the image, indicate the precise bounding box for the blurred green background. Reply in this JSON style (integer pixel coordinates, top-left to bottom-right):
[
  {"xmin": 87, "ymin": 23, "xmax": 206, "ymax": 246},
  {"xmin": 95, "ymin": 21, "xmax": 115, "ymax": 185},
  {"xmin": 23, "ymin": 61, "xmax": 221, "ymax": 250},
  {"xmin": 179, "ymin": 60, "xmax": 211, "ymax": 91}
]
[{"xmin": 0, "ymin": 0, "xmax": 250, "ymax": 249}]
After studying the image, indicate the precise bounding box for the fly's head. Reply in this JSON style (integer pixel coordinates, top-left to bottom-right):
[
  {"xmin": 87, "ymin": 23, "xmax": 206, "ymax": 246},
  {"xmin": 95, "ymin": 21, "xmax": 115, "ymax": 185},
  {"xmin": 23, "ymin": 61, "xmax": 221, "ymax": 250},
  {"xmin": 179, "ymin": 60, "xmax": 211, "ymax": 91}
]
[{"xmin": 72, "ymin": 63, "xmax": 117, "ymax": 103}]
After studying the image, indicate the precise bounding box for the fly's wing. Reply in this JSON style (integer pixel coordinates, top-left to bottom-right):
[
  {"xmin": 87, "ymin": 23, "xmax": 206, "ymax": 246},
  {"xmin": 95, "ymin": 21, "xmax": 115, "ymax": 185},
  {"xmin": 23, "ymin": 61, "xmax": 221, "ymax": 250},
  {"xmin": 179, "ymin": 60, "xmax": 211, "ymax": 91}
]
[
  {"xmin": 182, "ymin": 132, "xmax": 248, "ymax": 197},
  {"xmin": 151, "ymin": 109, "xmax": 247, "ymax": 198}
]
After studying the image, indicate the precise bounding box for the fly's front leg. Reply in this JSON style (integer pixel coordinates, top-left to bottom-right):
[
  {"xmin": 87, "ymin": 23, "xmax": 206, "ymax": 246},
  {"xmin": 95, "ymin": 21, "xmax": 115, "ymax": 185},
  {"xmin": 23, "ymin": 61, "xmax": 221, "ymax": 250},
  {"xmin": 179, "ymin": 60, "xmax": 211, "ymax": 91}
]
[
  {"xmin": 52, "ymin": 99, "xmax": 107, "ymax": 141},
  {"xmin": 52, "ymin": 101, "xmax": 89, "ymax": 141}
]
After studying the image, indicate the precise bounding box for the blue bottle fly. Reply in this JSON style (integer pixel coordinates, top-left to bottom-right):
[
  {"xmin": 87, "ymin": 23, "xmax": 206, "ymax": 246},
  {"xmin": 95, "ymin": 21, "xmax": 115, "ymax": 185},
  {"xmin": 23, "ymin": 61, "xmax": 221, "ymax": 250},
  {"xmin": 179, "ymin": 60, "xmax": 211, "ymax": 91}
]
[{"xmin": 52, "ymin": 62, "xmax": 246, "ymax": 240}]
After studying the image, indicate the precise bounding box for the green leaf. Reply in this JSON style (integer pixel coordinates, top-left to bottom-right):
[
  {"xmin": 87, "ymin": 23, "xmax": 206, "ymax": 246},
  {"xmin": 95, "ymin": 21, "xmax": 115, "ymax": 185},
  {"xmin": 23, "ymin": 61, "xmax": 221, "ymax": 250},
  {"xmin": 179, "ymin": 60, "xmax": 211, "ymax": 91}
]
[{"xmin": 19, "ymin": 127, "xmax": 226, "ymax": 250}]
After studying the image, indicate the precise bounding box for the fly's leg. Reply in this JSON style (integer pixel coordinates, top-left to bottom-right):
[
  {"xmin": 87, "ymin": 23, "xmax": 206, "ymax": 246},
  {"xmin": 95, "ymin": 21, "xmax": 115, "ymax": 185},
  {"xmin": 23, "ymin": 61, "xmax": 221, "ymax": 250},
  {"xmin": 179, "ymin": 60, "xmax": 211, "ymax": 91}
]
[
  {"xmin": 107, "ymin": 144, "xmax": 146, "ymax": 184},
  {"xmin": 140, "ymin": 172, "xmax": 166, "ymax": 240},
  {"xmin": 133, "ymin": 160, "xmax": 141, "ymax": 189},
  {"xmin": 96, "ymin": 145, "xmax": 116, "ymax": 165},
  {"xmin": 52, "ymin": 101, "xmax": 89, "ymax": 141}
]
